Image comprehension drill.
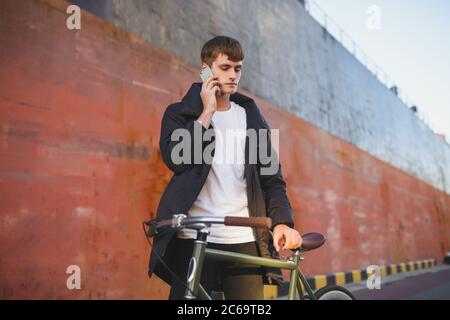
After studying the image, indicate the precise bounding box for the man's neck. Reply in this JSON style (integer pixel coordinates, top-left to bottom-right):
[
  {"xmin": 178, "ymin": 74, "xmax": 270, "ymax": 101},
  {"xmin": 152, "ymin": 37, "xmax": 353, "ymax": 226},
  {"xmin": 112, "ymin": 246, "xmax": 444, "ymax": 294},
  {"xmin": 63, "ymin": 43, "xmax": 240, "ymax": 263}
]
[{"xmin": 216, "ymin": 93, "xmax": 231, "ymax": 111}]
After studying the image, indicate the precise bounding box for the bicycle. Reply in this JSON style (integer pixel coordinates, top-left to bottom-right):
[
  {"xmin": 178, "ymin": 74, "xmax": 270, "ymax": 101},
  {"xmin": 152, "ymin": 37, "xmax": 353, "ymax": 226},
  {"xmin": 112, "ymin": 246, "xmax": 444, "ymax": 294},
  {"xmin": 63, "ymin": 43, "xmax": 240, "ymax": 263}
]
[{"xmin": 144, "ymin": 214, "xmax": 355, "ymax": 300}]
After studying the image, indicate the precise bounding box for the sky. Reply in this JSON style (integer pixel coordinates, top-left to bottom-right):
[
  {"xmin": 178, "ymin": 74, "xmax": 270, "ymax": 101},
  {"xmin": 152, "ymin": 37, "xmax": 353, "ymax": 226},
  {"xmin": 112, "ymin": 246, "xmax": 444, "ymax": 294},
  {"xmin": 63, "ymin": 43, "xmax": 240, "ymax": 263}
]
[{"xmin": 312, "ymin": 0, "xmax": 450, "ymax": 141}]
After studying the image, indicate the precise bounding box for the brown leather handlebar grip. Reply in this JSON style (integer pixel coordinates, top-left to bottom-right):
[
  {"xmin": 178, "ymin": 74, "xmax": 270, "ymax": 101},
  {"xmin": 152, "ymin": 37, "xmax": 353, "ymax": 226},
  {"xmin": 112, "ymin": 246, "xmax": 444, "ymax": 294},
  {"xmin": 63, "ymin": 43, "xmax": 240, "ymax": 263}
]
[{"xmin": 224, "ymin": 217, "xmax": 272, "ymax": 229}]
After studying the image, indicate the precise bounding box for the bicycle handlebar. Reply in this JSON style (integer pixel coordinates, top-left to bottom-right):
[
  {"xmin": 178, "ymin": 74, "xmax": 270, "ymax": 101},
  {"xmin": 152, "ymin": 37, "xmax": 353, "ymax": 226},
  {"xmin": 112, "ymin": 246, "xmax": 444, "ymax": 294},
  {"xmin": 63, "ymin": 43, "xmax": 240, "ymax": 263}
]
[
  {"xmin": 224, "ymin": 216, "xmax": 272, "ymax": 229},
  {"xmin": 144, "ymin": 214, "xmax": 272, "ymax": 238}
]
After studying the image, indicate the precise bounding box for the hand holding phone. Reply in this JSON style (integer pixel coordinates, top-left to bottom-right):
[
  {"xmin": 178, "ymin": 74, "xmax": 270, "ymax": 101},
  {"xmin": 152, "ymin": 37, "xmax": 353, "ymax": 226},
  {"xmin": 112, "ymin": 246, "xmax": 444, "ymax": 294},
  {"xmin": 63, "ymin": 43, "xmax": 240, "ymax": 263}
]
[
  {"xmin": 198, "ymin": 65, "xmax": 223, "ymax": 128},
  {"xmin": 200, "ymin": 65, "xmax": 214, "ymax": 82},
  {"xmin": 200, "ymin": 65, "xmax": 221, "ymax": 96},
  {"xmin": 196, "ymin": 66, "xmax": 218, "ymax": 128},
  {"xmin": 199, "ymin": 65, "xmax": 220, "ymax": 116}
]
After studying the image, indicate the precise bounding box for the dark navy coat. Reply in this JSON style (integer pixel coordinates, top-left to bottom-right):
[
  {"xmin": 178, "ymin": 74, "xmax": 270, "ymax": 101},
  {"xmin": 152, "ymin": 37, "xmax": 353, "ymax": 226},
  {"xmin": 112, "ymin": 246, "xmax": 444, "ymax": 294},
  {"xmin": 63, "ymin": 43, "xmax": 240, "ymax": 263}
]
[{"xmin": 148, "ymin": 82, "xmax": 295, "ymax": 285}]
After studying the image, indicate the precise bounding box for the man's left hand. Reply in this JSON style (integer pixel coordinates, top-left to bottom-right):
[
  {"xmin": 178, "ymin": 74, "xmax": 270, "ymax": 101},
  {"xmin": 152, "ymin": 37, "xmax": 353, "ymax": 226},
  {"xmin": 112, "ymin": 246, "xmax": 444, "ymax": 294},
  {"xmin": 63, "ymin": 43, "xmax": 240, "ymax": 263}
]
[{"xmin": 272, "ymin": 224, "xmax": 303, "ymax": 252}]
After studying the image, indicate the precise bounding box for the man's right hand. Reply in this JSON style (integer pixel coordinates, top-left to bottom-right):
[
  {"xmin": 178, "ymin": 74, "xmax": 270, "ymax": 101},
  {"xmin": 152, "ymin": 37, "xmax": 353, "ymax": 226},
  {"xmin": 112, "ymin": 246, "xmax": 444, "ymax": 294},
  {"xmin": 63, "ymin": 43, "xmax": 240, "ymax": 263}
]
[
  {"xmin": 200, "ymin": 76, "xmax": 220, "ymax": 114},
  {"xmin": 197, "ymin": 76, "xmax": 219, "ymax": 128}
]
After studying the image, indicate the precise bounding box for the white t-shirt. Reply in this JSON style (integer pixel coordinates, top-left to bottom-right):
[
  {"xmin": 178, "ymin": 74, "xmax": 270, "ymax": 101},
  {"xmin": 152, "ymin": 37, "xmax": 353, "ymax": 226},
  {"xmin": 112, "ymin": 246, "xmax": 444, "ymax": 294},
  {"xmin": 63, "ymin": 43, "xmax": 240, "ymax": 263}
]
[{"xmin": 177, "ymin": 101, "xmax": 256, "ymax": 243}]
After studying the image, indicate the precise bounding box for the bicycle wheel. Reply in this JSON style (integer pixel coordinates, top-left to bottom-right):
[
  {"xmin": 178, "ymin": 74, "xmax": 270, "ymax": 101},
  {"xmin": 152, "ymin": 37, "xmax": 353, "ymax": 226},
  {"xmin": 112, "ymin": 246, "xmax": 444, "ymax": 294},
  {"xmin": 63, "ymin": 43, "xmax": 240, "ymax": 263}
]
[{"xmin": 314, "ymin": 285, "xmax": 356, "ymax": 300}]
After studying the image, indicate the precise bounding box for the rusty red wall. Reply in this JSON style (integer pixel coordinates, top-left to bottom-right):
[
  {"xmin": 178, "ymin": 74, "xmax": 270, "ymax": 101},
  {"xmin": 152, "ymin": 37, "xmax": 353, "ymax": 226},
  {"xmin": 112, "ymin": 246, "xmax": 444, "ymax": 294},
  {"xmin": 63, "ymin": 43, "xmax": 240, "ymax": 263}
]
[{"xmin": 1, "ymin": 0, "xmax": 449, "ymax": 299}]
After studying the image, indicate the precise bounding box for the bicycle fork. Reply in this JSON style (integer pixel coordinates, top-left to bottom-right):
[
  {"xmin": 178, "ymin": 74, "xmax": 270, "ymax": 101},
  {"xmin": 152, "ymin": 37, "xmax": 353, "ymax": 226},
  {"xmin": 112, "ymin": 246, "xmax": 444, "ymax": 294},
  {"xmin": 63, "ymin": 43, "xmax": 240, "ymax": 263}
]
[{"xmin": 184, "ymin": 231, "xmax": 210, "ymax": 300}]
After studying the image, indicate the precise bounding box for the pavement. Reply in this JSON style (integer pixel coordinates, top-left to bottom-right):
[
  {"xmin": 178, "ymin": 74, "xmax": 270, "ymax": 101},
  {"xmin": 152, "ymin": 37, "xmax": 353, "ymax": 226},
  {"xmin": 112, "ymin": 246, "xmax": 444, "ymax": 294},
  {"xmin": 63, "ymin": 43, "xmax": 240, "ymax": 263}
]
[
  {"xmin": 345, "ymin": 264, "xmax": 450, "ymax": 300},
  {"xmin": 277, "ymin": 264, "xmax": 450, "ymax": 300}
]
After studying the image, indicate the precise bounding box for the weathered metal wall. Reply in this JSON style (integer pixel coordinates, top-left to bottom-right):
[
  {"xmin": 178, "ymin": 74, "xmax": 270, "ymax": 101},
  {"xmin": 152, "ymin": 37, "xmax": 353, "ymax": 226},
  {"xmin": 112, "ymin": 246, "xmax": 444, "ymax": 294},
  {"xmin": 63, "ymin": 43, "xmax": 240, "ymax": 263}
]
[
  {"xmin": 81, "ymin": 0, "xmax": 450, "ymax": 194},
  {"xmin": 0, "ymin": 0, "xmax": 449, "ymax": 299}
]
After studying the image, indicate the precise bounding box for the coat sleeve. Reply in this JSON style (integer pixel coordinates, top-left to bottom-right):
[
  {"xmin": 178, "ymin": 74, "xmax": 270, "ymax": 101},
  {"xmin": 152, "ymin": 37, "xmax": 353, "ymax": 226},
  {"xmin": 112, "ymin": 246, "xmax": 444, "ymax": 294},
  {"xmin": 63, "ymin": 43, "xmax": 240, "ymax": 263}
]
[
  {"xmin": 256, "ymin": 109, "xmax": 295, "ymax": 230},
  {"xmin": 159, "ymin": 105, "xmax": 211, "ymax": 175}
]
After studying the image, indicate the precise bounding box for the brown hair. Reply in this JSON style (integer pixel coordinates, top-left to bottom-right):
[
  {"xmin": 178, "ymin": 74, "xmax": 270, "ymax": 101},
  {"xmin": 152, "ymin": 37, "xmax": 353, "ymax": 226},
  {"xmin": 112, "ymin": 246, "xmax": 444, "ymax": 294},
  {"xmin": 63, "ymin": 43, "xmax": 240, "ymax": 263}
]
[{"xmin": 201, "ymin": 36, "xmax": 244, "ymax": 67}]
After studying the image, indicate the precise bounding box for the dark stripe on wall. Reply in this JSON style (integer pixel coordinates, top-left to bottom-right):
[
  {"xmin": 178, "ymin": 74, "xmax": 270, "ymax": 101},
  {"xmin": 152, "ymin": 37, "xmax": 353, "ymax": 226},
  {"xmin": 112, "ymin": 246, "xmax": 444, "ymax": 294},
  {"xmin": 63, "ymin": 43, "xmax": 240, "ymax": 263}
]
[
  {"xmin": 361, "ymin": 269, "xmax": 368, "ymax": 280},
  {"xmin": 386, "ymin": 265, "xmax": 391, "ymax": 275},
  {"xmin": 326, "ymin": 274, "xmax": 336, "ymax": 286},
  {"xmin": 345, "ymin": 272, "xmax": 353, "ymax": 283}
]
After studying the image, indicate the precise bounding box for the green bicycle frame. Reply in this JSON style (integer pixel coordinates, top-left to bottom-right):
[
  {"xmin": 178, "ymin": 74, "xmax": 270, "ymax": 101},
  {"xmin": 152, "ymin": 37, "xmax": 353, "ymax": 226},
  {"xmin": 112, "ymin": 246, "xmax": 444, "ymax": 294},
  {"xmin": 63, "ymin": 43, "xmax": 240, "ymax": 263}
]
[{"xmin": 183, "ymin": 238, "xmax": 316, "ymax": 300}]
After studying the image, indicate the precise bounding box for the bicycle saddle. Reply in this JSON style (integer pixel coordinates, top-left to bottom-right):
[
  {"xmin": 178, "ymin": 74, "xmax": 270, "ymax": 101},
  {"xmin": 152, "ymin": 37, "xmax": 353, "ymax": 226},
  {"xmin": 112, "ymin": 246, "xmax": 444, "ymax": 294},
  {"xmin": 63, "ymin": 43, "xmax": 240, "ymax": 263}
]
[{"xmin": 301, "ymin": 232, "xmax": 326, "ymax": 251}]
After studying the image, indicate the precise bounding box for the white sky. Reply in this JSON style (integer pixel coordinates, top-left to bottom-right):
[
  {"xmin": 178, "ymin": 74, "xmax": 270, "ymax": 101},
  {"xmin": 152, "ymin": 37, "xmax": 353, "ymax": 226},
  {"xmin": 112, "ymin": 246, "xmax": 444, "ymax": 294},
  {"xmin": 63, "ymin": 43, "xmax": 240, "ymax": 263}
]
[{"xmin": 313, "ymin": 0, "xmax": 450, "ymax": 141}]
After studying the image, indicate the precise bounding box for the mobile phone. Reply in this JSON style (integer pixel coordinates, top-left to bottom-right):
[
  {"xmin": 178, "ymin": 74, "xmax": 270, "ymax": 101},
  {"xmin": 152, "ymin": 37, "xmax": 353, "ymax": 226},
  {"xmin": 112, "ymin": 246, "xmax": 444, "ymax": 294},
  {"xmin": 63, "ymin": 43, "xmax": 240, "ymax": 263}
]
[{"xmin": 200, "ymin": 65, "xmax": 214, "ymax": 82}]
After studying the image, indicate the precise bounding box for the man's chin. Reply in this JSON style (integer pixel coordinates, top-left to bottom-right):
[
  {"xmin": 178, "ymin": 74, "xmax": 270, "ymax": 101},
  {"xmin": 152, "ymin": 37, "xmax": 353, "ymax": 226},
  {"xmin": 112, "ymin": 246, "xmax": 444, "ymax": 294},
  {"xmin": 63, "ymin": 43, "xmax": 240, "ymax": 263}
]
[{"xmin": 221, "ymin": 87, "xmax": 238, "ymax": 95}]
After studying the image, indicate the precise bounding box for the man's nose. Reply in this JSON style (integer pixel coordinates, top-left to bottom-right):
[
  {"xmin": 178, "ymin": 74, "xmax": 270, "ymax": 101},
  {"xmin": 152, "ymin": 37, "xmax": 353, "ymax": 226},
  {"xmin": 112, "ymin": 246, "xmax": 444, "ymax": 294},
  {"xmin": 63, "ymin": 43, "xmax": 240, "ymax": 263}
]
[{"xmin": 229, "ymin": 70, "xmax": 237, "ymax": 79}]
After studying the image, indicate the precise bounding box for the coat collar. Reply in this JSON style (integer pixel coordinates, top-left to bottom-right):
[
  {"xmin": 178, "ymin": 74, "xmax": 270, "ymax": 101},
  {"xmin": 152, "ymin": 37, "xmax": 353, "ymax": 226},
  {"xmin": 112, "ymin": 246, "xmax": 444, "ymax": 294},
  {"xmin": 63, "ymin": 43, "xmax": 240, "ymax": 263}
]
[{"xmin": 179, "ymin": 82, "xmax": 254, "ymax": 116}]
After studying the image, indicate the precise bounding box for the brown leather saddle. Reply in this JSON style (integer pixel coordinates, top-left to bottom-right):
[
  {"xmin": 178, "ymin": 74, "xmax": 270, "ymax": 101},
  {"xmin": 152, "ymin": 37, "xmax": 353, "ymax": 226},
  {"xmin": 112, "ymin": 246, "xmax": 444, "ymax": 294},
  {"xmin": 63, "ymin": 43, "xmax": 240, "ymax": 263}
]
[{"xmin": 300, "ymin": 232, "xmax": 326, "ymax": 251}]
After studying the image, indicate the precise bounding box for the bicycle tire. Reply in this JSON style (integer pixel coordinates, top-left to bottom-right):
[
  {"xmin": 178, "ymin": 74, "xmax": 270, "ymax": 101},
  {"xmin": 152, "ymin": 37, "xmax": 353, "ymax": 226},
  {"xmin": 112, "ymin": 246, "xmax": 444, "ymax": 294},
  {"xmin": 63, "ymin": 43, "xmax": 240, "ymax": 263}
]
[{"xmin": 314, "ymin": 285, "xmax": 356, "ymax": 300}]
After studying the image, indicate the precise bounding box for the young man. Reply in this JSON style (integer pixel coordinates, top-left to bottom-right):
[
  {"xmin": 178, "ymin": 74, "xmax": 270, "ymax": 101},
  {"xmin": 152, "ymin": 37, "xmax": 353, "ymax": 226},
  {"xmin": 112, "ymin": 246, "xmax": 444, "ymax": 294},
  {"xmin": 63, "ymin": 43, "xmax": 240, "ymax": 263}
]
[{"xmin": 148, "ymin": 36, "xmax": 302, "ymax": 299}]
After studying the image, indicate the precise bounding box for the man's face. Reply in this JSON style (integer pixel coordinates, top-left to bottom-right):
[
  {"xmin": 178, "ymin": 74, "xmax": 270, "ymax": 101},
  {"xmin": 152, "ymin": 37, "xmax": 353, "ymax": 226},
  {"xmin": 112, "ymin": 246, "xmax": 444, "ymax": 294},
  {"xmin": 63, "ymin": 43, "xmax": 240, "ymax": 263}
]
[{"xmin": 202, "ymin": 53, "xmax": 242, "ymax": 95}]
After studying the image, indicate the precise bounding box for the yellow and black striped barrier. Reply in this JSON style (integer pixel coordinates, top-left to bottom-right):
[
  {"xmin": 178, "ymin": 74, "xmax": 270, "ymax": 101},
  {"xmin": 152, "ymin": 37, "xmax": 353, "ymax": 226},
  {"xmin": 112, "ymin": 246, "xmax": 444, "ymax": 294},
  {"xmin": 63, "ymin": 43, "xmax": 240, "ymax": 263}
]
[
  {"xmin": 265, "ymin": 258, "xmax": 437, "ymax": 299},
  {"xmin": 308, "ymin": 258, "xmax": 437, "ymax": 290}
]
